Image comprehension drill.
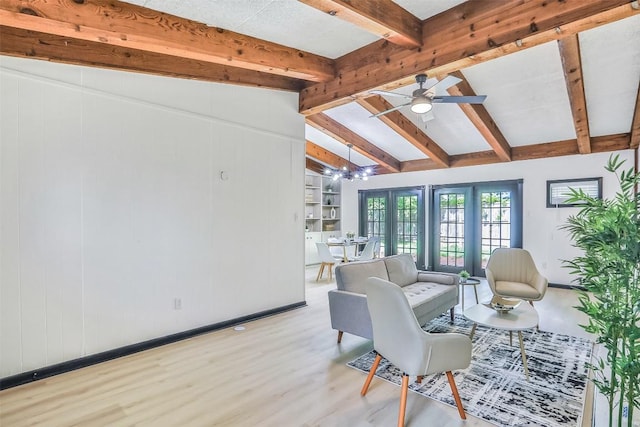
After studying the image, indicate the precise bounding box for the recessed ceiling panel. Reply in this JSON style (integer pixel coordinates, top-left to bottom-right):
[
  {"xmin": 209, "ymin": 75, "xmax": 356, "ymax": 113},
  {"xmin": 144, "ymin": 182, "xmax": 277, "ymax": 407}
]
[
  {"xmin": 579, "ymin": 14, "xmax": 640, "ymax": 137},
  {"xmin": 462, "ymin": 41, "xmax": 577, "ymax": 147},
  {"xmin": 395, "ymin": 0, "xmax": 466, "ymax": 20},
  {"xmin": 126, "ymin": 0, "xmax": 378, "ymax": 59},
  {"xmin": 410, "ymin": 104, "xmax": 491, "ymax": 155},
  {"xmin": 324, "ymin": 102, "xmax": 428, "ymax": 161},
  {"xmin": 305, "ymin": 125, "xmax": 375, "ymax": 167}
]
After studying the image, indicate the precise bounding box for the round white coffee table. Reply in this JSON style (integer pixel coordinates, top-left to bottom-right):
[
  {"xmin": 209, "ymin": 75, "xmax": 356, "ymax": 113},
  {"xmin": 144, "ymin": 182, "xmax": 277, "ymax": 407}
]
[{"xmin": 463, "ymin": 301, "xmax": 538, "ymax": 380}]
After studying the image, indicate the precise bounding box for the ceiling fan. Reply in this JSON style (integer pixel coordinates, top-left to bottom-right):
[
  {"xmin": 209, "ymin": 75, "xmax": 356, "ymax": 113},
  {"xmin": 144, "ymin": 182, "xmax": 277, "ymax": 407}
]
[{"xmin": 369, "ymin": 74, "xmax": 486, "ymax": 121}]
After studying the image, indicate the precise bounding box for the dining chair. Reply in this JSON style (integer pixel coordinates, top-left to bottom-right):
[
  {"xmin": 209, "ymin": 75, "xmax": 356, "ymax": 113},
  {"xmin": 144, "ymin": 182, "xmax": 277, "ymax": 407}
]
[
  {"xmin": 368, "ymin": 236, "xmax": 381, "ymax": 258},
  {"xmin": 353, "ymin": 240, "xmax": 375, "ymax": 261},
  {"xmin": 362, "ymin": 277, "xmax": 472, "ymax": 426},
  {"xmin": 315, "ymin": 242, "xmax": 340, "ymax": 281}
]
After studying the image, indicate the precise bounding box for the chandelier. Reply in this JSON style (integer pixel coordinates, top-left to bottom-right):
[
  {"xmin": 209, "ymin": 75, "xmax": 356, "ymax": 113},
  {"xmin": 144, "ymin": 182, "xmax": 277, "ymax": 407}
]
[{"xmin": 324, "ymin": 144, "xmax": 373, "ymax": 181}]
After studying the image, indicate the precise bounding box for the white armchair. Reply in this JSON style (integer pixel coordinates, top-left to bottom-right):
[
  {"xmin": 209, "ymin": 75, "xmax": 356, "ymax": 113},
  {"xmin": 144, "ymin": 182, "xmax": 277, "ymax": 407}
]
[
  {"xmin": 485, "ymin": 248, "xmax": 548, "ymax": 304},
  {"xmin": 361, "ymin": 277, "xmax": 471, "ymax": 426}
]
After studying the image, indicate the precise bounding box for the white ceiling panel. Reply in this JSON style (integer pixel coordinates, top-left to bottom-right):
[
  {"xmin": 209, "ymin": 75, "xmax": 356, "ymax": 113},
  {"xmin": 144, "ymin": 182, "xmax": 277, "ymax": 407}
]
[
  {"xmin": 410, "ymin": 104, "xmax": 491, "ymax": 155},
  {"xmin": 462, "ymin": 41, "xmax": 577, "ymax": 147},
  {"xmin": 395, "ymin": 0, "xmax": 467, "ymax": 20},
  {"xmin": 324, "ymin": 102, "xmax": 428, "ymax": 161},
  {"xmin": 125, "ymin": 0, "xmax": 378, "ymax": 59},
  {"xmin": 579, "ymin": 14, "xmax": 640, "ymax": 137},
  {"xmin": 305, "ymin": 125, "xmax": 375, "ymax": 167}
]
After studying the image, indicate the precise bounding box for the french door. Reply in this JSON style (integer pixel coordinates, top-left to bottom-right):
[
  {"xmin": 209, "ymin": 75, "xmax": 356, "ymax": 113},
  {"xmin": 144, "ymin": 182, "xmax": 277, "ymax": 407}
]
[
  {"xmin": 430, "ymin": 180, "xmax": 522, "ymax": 276},
  {"xmin": 359, "ymin": 187, "xmax": 425, "ymax": 269}
]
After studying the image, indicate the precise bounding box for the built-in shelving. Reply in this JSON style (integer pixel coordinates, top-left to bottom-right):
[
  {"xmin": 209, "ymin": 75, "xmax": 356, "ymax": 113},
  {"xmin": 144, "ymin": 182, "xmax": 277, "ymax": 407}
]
[
  {"xmin": 305, "ymin": 172, "xmax": 342, "ymax": 265},
  {"xmin": 305, "ymin": 173, "xmax": 342, "ymax": 233}
]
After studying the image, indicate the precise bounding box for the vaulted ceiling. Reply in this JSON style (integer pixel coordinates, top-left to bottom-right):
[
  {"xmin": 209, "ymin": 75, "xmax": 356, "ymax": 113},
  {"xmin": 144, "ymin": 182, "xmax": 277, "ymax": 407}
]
[{"xmin": 2, "ymin": 0, "xmax": 639, "ymax": 176}]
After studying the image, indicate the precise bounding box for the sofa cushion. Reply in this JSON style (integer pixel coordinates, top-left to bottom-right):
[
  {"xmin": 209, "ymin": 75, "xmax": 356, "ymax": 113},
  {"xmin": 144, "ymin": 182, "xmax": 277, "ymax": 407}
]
[
  {"xmin": 417, "ymin": 272, "xmax": 458, "ymax": 286},
  {"xmin": 384, "ymin": 254, "xmax": 418, "ymax": 287},
  {"xmin": 402, "ymin": 282, "xmax": 458, "ymax": 322},
  {"xmin": 335, "ymin": 259, "xmax": 389, "ymax": 294}
]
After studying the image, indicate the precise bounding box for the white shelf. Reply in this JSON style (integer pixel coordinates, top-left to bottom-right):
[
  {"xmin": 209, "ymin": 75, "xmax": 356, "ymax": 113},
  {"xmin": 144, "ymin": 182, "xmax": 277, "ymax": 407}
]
[{"xmin": 305, "ymin": 172, "xmax": 341, "ymax": 237}]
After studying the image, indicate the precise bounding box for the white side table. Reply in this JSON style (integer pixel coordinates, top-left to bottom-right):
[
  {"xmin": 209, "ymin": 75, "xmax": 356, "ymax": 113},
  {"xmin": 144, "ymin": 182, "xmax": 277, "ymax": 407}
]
[{"xmin": 459, "ymin": 278, "xmax": 480, "ymax": 310}]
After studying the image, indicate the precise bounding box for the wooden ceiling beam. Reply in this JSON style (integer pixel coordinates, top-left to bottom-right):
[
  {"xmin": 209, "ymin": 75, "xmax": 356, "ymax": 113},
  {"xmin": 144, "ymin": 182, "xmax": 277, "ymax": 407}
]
[
  {"xmin": 590, "ymin": 133, "xmax": 632, "ymax": 153},
  {"xmin": 400, "ymin": 133, "xmax": 630, "ymax": 172},
  {"xmin": 300, "ymin": 0, "xmax": 639, "ymax": 114},
  {"xmin": 445, "ymin": 71, "xmax": 512, "ymax": 161},
  {"xmin": 305, "ymin": 113, "xmax": 401, "ymax": 173},
  {"xmin": 558, "ymin": 35, "xmax": 591, "ymax": 154},
  {"xmin": 298, "ymin": 0, "xmax": 422, "ymax": 48},
  {"xmin": 630, "ymin": 82, "xmax": 640, "ymax": 149},
  {"xmin": 0, "ymin": 27, "xmax": 304, "ymax": 91},
  {"xmin": 305, "ymin": 140, "xmax": 345, "ymax": 168},
  {"xmin": 0, "ymin": 0, "xmax": 335, "ymax": 82},
  {"xmin": 356, "ymin": 95, "xmax": 450, "ymax": 167},
  {"xmin": 305, "ymin": 158, "xmax": 327, "ymax": 175}
]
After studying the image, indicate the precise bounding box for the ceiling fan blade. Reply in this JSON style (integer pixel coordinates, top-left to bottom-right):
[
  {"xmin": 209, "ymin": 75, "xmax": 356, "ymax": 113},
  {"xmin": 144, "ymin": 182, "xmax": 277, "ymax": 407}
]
[
  {"xmin": 432, "ymin": 95, "xmax": 487, "ymax": 104},
  {"xmin": 420, "ymin": 110, "xmax": 435, "ymax": 122},
  {"xmin": 369, "ymin": 102, "xmax": 410, "ymax": 118},
  {"xmin": 369, "ymin": 90, "xmax": 413, "ymax": 99},
  {"xmin": 424, "ymin": 75, "xmax": 463, "ymax": 92}
]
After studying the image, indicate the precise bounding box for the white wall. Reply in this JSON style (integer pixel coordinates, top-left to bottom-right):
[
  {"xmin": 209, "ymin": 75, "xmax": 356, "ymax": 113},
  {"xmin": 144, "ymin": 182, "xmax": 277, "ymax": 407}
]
[
  {"xmin": 0, "ymin": 57, "xmax": 306, "ymax": 377},
  {"xmin": 340, "ymin": 150, "xmax": 635, "ymax": 285}
]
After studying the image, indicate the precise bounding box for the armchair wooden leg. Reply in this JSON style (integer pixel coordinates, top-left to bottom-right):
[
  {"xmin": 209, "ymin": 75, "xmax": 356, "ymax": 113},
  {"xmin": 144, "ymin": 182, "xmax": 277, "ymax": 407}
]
[
  {"xmin": 446, "ymin": 371, "xmax": 466, "ymax": 420},
  {"xmin": 416, "ymin": 375, "xmax": 423, "ymax": 384},
  {"xmin": 450, "ymin": 307, "xmax": 455, "ymax": 324},
  {"xmin": 337, "ymin": 330, "xmax": 343, "ymax": 344},
  {"xmin": 328, "ymin": 264, "xmax": 334, "ymax": 281},
  {"xmin": 361, "ymin": 354, "xmax": 382, "ymax": 396},
  {"xmin": 398, "ymin": 374, "xmax": 409, "ymax": 427}
]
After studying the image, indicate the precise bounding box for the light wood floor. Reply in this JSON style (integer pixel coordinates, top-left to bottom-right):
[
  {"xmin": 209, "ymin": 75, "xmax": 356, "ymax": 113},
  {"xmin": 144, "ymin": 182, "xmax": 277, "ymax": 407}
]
[{"xmin": 1, "ymin": 268, "xmax": 594, "ymax": 426}]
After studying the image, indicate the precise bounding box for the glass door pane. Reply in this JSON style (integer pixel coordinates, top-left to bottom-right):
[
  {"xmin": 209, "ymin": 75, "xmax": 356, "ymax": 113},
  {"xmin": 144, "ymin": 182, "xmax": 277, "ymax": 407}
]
[
  {"xmin": 394, "ymin": 194, "xmax": 419, "ymax": 262},
  {"xmin": 480, "ymin": 191, "xmax": 512, "ymax": 269},
  {"xmin": 432, "ymin": 187, "xmax": 471, "ymax": 273},
  {"xmin": 365, "ymin": 195, "xmax": 386, "ymax": 258}
]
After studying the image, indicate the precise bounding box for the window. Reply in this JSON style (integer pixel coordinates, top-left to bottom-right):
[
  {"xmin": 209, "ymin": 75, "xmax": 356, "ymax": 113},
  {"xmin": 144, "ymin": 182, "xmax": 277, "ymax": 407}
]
[{"xmin": 546, "ymin": 177, "xmax": 602, "ymax": 207}]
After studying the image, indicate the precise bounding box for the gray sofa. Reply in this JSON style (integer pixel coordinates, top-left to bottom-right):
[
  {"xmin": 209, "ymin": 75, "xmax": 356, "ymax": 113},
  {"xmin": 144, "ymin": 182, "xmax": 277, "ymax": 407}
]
[{"xmin": 328, "ymin": 253, "xmax": 459, "ymax": 343}]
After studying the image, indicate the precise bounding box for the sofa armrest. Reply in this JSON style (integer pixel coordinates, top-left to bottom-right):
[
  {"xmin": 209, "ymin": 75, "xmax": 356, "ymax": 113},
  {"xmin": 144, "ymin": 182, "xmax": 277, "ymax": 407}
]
[
  {"xmin": 328, "ymin": 289, "xmax": 373, "ymax": 340},
  {"xmin": 417, "ymin": 271, "xmax": 459, "ymax": 286}
]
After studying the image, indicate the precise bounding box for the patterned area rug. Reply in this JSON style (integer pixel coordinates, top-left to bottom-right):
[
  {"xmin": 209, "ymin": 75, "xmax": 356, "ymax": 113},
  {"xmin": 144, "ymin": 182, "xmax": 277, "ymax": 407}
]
[{"xmin": 347, "ymin": 314, "xmax": 593, "ymax": 427}]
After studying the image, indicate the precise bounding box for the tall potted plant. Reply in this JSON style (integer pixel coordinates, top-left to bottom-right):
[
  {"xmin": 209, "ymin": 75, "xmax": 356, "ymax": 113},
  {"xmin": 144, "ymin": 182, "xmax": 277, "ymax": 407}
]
[{"xmin": 562, "ymin": 154, "xmax": 640, "ymax": 427}]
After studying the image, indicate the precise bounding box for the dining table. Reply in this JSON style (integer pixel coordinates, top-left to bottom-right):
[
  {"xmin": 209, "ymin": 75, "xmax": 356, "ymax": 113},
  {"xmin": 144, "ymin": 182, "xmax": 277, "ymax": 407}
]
[{"xmin": 327, "ymin": 238, "xmax": 368, "ymax": 263}]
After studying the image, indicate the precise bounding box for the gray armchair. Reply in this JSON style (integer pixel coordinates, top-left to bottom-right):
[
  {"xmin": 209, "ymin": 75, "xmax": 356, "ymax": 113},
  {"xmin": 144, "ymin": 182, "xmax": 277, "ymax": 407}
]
[
  {"xmin": 361, "ymin": 277, "xmax": 471, "ymax": 425},
  {"xmin": 485, "ymin": 248, "xmax": 548, "ymax": 304}
]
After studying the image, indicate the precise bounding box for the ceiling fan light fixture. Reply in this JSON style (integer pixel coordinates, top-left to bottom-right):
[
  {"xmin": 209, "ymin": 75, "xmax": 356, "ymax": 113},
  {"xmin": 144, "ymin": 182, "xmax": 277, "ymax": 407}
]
[{"xmin": 410, "ymin": 96, "xmax": 433, "ymax": 114}]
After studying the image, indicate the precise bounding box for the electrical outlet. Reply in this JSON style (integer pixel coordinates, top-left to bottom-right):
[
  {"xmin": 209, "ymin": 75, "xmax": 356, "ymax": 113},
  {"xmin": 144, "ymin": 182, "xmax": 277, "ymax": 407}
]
[{"xmin": 174, "ymin": 298, "xmax": 182, "ymax": 310}]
